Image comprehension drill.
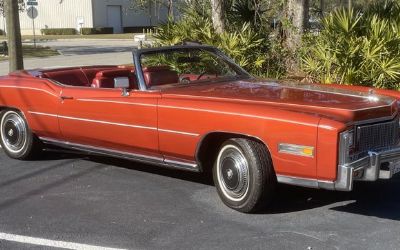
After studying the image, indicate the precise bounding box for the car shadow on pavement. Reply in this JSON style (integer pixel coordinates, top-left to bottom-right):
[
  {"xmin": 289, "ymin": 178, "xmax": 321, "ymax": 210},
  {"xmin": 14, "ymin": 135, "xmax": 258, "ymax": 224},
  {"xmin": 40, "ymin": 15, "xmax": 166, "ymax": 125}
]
[
  {"xmin": 86, "ymin": 152, "xmax": 400, "ymax": 220},
  {"xmin": 267, "ymin": 178, "xmax": 400, "ymax": 220},
  {"xmin": 87, "ymin": 154, "xmax": 215, "ymax": 186},
  {"xmin": 24, "ymin": 149, "xmax": 400, "ymax": 220}
]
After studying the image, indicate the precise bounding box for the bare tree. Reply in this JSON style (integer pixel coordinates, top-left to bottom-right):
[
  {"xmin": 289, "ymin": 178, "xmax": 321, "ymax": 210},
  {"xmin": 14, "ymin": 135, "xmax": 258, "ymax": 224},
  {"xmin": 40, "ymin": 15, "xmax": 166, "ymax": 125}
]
[
  {"xmin": 5, "ymin": 0, "xmax": 23, "ymax": 72},
  {"xmin": 210, "ymin": 0, "xmax": 225, "ymax": 33}
]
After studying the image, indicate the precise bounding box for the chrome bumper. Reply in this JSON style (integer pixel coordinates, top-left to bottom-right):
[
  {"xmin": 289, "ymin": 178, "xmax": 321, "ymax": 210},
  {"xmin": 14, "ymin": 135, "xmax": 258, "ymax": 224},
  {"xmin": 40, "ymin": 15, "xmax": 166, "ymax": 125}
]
[{"xmin": 335, "ymin": 146, "xmax": 400, "ymax": 191}]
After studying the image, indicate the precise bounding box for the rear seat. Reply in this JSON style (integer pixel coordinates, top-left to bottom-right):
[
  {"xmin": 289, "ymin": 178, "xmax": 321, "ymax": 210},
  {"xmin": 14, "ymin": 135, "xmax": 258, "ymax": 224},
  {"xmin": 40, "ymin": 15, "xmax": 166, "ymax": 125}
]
[
  {"xmin": 143, "ymin": 66, "xmax": 179, "ymax": 88},
  {"xmin": 41, "ymin": 69, "xmax": 89, "ymax": 86},
  {"xmin": 81, "ymin": 67, "xmax": 117, "ymax": 84},
  {"xmin": 91, "ymin": 69, "xmax": 137, "ymax": 89}
]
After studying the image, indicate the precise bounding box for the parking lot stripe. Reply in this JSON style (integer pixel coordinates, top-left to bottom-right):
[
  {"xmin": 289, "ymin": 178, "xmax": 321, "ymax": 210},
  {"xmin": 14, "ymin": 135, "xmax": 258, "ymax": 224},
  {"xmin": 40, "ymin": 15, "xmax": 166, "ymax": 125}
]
[{"xmin": 0, "ymin": 232, "xmax": 127, "ymax": 250}]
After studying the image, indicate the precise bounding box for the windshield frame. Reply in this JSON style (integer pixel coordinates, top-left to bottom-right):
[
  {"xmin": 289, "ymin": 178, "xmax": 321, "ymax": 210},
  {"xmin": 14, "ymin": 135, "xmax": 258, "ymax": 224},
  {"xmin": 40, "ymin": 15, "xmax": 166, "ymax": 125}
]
[{"xmin": 132, "ymin": 45, "xmax": 252, "ymax": 91}]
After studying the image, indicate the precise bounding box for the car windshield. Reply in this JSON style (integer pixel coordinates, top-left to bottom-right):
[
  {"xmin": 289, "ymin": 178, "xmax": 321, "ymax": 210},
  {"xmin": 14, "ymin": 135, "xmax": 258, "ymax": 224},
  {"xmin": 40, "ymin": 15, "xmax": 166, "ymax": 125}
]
[{"xmin": 139, "ymin": 47, "xmax": 250, "ymax": 89}]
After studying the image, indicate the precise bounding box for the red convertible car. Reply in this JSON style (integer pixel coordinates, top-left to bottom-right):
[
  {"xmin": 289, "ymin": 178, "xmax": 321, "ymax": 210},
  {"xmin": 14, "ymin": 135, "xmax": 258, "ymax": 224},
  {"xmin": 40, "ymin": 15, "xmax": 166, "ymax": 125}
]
[{"xmin": 1, "ymin": 45, "xmax": 400, "ymax": 213}]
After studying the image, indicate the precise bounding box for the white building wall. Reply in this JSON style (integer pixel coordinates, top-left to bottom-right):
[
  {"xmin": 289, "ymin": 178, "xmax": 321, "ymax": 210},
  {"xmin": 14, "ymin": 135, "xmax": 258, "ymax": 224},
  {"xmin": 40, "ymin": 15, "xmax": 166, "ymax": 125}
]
[
  {"xmin": 92, "ymin": 0, "xmax": 169, "ymax": 30},
  {"xmin": 0, "ymin": 0, "xmax": 94, "ymax": 35},
  {"xmin": 0, "ymin": 0, "xmax": 173, "ymax": 35}
]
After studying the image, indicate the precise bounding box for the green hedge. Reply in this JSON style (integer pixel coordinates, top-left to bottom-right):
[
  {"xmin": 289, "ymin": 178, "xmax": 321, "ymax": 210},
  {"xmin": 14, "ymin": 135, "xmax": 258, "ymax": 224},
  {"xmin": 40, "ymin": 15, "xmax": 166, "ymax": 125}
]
[
  {"xmin": 123, "ymin": 26, "xmax": 155, "ymax": 33},
  {"xmin": 80, "ymin": 27, "xmax": 113, "ymax": 35},
  {"xmin": 40, "ymin": 28, "xmax": 77, "ymax": 35}
]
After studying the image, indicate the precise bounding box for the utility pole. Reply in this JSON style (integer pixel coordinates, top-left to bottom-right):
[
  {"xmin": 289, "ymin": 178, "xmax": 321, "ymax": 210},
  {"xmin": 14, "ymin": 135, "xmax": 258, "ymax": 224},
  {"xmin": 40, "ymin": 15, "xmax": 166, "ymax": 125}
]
[{"xmin": 5, "ymin": 0, "xmax": 24, "ymax": 72}]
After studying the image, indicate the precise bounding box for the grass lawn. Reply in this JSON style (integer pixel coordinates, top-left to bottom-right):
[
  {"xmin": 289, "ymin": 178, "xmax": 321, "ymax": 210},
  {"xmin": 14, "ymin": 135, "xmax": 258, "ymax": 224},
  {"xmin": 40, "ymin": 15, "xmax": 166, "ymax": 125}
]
[
  {"xmin": 0, "ymin": 45, "xmax": 59, "ymax": 61},
  {"xmin": 0, "ymin": 33, "xmax": 136, "ymax": 41}
]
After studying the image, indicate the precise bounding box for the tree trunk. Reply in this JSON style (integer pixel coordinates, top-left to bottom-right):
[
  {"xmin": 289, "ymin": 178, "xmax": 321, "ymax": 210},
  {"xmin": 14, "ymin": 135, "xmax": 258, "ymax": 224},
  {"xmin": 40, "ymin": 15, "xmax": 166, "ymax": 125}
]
[
  {"xmin": 5, "ymin": 0, "xmax": 23, "ymax": 72},
  {"xmin": 347, "ymin": 0, "xmax": 352, "ymax": 9},
  {"xmin": 168, "ymin": 0, "xmax": 173, "ymax": 19},
  {"xmin": 320, "ymin": 0, "xmax": 325, "ymax": 17},
  {"xmin": 210, "ymin": 0, "xmax": 225, "ymax": 33},
  {"xmin": 285, "ymin": 0, "xmax": 309, "ymax": 71}
]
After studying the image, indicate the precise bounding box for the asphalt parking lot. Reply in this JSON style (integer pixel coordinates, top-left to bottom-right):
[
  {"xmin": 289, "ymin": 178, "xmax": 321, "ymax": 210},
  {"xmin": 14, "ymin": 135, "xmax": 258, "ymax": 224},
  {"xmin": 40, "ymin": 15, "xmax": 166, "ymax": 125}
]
[{"xmin": 0, "ymin": 148, "xmax": 400, "ymax": 250}]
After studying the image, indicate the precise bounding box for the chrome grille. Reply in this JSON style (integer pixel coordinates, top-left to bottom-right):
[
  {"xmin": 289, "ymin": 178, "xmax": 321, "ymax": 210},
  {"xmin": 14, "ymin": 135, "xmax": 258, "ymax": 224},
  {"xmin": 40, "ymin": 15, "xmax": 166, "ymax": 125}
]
[{"xmin": 356, "ymin": 117, "xmax": 399, "ymax": 153}]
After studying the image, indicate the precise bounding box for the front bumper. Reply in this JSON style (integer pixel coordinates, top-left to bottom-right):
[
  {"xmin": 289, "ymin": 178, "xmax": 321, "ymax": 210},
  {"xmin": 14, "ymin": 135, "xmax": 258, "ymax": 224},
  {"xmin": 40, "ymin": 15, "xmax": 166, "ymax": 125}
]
[{"xmin": 335, "ymin": 146, "xmax": 400, "ymax": 191}]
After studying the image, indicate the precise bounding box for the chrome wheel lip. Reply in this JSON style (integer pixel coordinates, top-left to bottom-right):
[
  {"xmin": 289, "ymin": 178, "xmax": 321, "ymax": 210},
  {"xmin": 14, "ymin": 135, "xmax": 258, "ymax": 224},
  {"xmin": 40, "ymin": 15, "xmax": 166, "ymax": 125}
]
[
  {"xmin": 1, "ymin": 111, "xmax": 27, "ymax": 154},
  {"xmin": 216, "ymin": 144, "xmax": 250, "ymax": 202}
]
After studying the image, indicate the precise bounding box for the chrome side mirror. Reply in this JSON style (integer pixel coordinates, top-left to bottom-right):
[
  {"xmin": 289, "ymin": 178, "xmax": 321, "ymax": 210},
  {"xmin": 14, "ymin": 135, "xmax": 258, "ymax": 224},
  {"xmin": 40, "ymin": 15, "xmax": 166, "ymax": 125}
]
[{"xmin": 114, "ymin": 77, "xmax": 130, "ymax": 96}]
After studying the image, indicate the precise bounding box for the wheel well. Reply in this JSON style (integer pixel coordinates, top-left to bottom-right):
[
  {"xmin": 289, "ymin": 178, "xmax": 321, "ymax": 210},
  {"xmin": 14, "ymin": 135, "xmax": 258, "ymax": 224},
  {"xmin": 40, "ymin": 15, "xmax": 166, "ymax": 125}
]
[
  {"xmin": 0, "ymin": 106, "xmax": 23, "ymax": 116},
  {"xmin": 196, "ymin": 132, "xmax": 269, "ymax": 173}
]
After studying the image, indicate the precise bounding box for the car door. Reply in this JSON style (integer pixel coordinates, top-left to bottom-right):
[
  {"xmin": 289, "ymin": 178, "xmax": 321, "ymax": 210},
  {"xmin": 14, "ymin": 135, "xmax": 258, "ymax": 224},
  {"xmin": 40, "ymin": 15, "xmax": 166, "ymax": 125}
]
[{"xmin": 58, "ymin": 86, "xmax": 161, "ymax": 159}]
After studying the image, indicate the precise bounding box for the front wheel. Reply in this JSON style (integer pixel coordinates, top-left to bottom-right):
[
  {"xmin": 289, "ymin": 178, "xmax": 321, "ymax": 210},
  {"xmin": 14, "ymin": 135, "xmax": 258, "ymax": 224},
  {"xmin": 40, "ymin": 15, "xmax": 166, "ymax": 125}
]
[
  {"xmin": 0, "ymin": 110, "xmax": 42, "ymax": 160},
  {"xmin": 213, "ymin": 138, "xmax": 276, "ymax": 213}
]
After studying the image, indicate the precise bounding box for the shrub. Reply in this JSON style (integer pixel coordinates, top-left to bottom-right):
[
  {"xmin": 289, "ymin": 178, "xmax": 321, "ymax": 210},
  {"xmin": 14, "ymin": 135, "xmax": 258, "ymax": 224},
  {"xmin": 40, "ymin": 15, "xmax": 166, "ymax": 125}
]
[
  {"xmin": 40, "ymin": 28, "xmax": 77, "ymax": 35},
  {"xmin": 301, "ymin": 1, "xmax": 400, "ymax": 89},
  {"xmin": 80, "ymin": 27, "xmax": 114, "ymax": 35},
  {"xmin": 153, "ymin": 11, "xmax": 287, "ymax": 78}
]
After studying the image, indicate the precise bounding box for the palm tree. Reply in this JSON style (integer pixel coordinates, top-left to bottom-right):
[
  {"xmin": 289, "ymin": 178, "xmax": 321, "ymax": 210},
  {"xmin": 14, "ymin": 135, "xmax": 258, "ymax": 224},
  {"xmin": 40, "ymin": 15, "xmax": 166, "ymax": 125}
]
[{"xmin": 210, "ymin": 0, "xmax": 226, "ymax": 33}]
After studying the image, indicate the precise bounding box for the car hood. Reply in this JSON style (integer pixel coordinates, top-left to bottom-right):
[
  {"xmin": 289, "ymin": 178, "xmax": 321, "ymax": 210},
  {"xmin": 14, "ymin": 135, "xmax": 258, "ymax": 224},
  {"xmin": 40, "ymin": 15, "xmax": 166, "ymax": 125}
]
[{"xmin": 160, "ymin": 78, "xmax": 398, "ymax": 123}]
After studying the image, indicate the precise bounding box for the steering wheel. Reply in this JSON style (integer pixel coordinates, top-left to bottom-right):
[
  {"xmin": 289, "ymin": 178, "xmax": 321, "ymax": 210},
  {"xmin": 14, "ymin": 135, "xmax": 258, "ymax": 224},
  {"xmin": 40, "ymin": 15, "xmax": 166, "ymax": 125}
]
[
  {"xmin": 196, "ymin": 72, "xmax": 208, "ymax": 81},
  {"xmin": 179, "ymin": 76, "xmax": 191, "ymax": 84},
  {"xmin": 197, "ymin": 72, "xmax": 219, "ymax": 81}
]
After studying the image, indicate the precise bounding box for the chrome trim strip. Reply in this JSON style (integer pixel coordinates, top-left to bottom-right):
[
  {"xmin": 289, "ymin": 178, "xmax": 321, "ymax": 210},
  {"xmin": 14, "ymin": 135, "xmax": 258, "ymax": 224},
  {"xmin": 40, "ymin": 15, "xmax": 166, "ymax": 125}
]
[
  {"xmin": 164, "ymin": 159, "xmax": 198, "ymax": 169},
  {"xmin": 29, "ymin": 111, "xmax": 157, "ymax": 131},
  {"xmin": 28, "ymin": 111, "xmax": 199, "ymax": 136},
  {"xmin": 158, "ymin": 105, "xmax": 318, "ymax": 127},
  {"xmin": 158, "ymin": 128, "xmax": 199, "ymax": 137},
  {"xmin": 28, "ymin": 111, "xmax": 58, "ymax": 118},
  {"xmin": 40, "ymin": 137, "xmax": 200, "ymax": 172},
  {"xmin": 41, "ymin": 137, "xmax": 162, "ymax": 161},
  {"xmin": 278, "ymin": 143, "xmax": 314, "ymax": 158},
  {"xmin": 277, "ymin": 175, "xmax": 334, "ymax": 190},
  {"xmin": 57, "ymin": 114, "xmax": 158, "ymax": 130},
  {"xmin": 76, "ymin": 99, "xmax": 157, "ymax": 107},
  {"xmin": 0, "ymin": 85, "xmax": 58, "ymax": 97}
]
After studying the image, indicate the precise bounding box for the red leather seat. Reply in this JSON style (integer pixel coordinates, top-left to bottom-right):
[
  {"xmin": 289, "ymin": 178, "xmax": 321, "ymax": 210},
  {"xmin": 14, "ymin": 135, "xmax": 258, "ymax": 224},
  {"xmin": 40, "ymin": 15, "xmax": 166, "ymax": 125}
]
[
  {"xmin": 143, "ymin": 66, "xmax": 179, "ymax": 88},
  {"xmin": 81, "ymin": 67, "xmax": 117, "ymax": 84},
  {"xmin": 42, "ymin": 69, "xmax": 89, "ymax": 86},
  {"xmin": 91, "ymin": 69, "xmax": 137, "ymax": 89}
]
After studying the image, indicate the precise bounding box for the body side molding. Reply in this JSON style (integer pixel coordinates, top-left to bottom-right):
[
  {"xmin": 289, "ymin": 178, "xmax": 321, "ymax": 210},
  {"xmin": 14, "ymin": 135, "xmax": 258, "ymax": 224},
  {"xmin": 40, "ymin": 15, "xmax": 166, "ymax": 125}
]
[
  {"xmin": 40, "ymin": 137, "xmax": 200, "ymax": 172},
  {"xmin": 276, "ymin": 175, "xmax": 335, "ymax": 190}
]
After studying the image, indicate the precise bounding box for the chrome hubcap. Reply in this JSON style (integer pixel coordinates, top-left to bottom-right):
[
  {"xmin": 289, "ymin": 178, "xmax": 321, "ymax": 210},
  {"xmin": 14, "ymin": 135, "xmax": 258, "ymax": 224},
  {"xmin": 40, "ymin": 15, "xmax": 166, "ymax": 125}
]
[
  {"xmin": 217, "ymin": 145, "xmax": 249, "ymax": 201},
  {"xmin": 1, "ymin": 112, "xmax": 27, "ymax": 153}
]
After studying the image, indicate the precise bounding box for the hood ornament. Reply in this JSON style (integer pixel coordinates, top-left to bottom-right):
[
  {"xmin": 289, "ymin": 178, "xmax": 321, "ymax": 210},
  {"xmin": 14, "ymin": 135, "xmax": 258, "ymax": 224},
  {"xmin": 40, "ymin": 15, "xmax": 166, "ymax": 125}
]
[{"xmin": 367, "ymin": 89, "xmax": 379, "ymax": 102}]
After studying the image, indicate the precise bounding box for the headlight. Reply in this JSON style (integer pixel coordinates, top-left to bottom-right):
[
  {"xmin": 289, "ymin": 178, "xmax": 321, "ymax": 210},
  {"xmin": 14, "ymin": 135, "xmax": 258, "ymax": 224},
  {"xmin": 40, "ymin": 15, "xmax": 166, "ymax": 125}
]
[{"xmin": 339, "ymin": 130, "xmax": 354, "ymax": 166}]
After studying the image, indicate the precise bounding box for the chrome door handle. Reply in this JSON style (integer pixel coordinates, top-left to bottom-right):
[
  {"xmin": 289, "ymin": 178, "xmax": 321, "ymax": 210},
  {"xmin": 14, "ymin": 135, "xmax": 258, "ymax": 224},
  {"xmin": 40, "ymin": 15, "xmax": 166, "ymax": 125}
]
[{"xmin": 60, "ymin": 96, "xmax": 74, "ymax": 100}]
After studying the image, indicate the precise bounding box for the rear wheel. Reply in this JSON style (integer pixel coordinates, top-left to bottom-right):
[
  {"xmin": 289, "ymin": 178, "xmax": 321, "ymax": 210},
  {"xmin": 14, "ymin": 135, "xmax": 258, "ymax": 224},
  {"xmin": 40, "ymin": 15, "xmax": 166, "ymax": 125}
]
[
  {"xmin": 213, "ymin": 138, "xmax": 276, "ymax": 213},
  {"xmin": 0, "ymin": 110, "xmax": 42, "ymax": 160}
]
